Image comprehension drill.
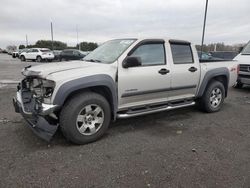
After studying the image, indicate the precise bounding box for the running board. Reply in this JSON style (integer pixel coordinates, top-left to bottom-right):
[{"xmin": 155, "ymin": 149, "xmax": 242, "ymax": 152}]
[{"xmin": 117, "ymin": 101, "xmax": 195, "ymax": 119}]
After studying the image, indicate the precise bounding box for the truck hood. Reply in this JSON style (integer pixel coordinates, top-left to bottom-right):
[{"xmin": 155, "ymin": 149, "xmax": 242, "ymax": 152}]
[{"xmin": 22, "ymin": 61, "xmax": 105, "ymax": 78}]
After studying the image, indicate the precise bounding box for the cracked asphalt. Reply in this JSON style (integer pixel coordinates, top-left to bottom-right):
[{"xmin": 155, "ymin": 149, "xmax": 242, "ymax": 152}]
[{"xmin": 0, "ymin": 54, "xmax": 249, "ymax": 188}]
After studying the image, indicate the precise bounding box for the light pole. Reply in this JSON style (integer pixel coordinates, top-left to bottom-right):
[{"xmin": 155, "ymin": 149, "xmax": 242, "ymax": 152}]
[
  {"xmin": 25, "ymin": 34, "xmax": 28, "ymax": 47},
  {"xmin": 201, "ymin": 0, "xmax": 208, "ymax": 54},
  {"xmin": 76, "ymin": 25, "xmax": 80, "ymax": 50},
  {"xmin": 51, "ymin": 21, "xmax": 54, "ymax": 51}
]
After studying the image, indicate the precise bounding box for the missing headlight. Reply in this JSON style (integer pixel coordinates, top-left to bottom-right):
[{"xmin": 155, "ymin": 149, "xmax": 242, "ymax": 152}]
[{"xmin": 23, "ymin": 78, "xmax": 55, "ymax": 102}]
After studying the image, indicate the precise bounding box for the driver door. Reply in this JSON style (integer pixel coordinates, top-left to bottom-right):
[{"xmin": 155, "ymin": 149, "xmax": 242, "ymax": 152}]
[{"xmin": 118, "ymin": 40, "xmax": 171, "ymax": 110}]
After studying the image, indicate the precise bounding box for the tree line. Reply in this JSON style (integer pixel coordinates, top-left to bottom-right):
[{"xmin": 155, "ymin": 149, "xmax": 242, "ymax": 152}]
[
  {"xmin": 18, "ymin": 40, "xmax": 98, "ymax": 51},
  {"xmin": 8, "ymin": 40, "xmax": 246, "ymax": 53},
  {"xmin": 196, "ymin": 42, "xmax": 245, "ymax": 53}
]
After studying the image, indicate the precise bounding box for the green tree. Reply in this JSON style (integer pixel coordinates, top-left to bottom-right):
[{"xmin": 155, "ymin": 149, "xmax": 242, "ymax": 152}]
[
  {"xmin": 34, "ymin": 40, "xmax": 67, "ymax": 50},
  {"xmin": 19, "ymin": 45, "xmax": 25, "ymax": 49},
  {"xmin": 78, "ymin": 42, "xmax": 98, "ymax": 51}
]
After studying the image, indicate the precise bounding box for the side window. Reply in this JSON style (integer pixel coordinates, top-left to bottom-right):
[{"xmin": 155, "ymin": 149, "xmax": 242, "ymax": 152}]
[
  {"xmin": 73, "ymin": 51, "xmax": 80, "ymax": 55},
  {"xmin": 170, "ymin": 44, "xmax": 193, "ymax": 64},
  {"xmin": 130, "ymin": 43, "xmax": 165, "ymax": 66},
  {"xmin": 63, "ymin": 50, "xmax": 72, "ymax": 55},
  {"xmin": 33, "ymin": 49, "xmax": 39, "ymax": 52}
]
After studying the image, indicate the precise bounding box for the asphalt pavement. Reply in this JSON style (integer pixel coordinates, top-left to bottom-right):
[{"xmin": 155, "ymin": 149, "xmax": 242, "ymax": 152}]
[{"xmin": 0, "ymin": 54, "xmax": 249, "ymax": 188}]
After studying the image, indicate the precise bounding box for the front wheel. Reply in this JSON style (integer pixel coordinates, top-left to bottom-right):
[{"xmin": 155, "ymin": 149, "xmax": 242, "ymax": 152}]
[
  {"xmin": 20, "ymin": 55, "xmax": 26, "ymax": 61},
  {"xmin": 60, "ymin": 92, "xmax": 111, "ymax": 144},
  {"xmin": 198, "ymin": 81, "xmax": 225, "ymax": 113}
]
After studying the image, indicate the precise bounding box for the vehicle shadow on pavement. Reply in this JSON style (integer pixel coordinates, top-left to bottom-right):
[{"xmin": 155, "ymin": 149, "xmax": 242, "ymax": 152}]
[{"xmin": 109, "ymin": 107, "xmax": 197, "ymax": 137}]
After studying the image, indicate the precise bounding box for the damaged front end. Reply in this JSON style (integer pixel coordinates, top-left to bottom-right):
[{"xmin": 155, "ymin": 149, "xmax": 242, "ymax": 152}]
[{"xmin": 13, "ymin": 77, "xmax": 59, "ymax": 141}]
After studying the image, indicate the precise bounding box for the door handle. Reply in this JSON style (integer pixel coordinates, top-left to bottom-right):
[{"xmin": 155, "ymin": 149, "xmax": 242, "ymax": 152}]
[
  {"xmin": 188, "ymin": 67, "xmax": 198, "ymax": 72},
  {"xmin": 158, "ymin": 68, "xmax": 170, "ymax": 75}
]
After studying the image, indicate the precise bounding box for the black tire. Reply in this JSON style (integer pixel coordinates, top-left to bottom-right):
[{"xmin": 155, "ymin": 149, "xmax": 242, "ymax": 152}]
[
  {"xmin": 36, "ymin": 56, "xmax": 42, "ymax": 62},
  {"xmin": 20, "ymin": 55, "xmax": 26, "ymax": 61},
  {"xmin": 59, "ymin": 92, "xmax": 111, "ymax": 144},
  {"xmin": 234, "ymin": 81, "xmax": 243, "ymax": 89},
  {"xmin": 198, "ymin": 80, "xmax": 225, "ymax": 113}
]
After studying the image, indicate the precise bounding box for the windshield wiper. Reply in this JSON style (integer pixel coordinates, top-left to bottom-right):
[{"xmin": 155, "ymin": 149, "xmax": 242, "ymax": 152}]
[{"xmin": 84, "ymin": 59, "xmax": 101, "ymax": 63}]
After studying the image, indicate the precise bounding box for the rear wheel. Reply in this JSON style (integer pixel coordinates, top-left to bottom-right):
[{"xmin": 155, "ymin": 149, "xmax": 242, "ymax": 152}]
[
  {"xmin": 198, "ymin": 81, "xmax": 225, "ymax": 113},
  {"xmin": 60, "ymin": 92, "xmax": 111, "ymax": 144},
  {"xmin": 36, "ymin": 56, "xmax": 42, "ymax": 62}
]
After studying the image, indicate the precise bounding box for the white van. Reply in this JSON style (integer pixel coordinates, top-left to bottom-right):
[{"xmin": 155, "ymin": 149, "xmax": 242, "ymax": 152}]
[{"xmin": 234, "ymin": 41, "xmax": 250, "ymax": 88}]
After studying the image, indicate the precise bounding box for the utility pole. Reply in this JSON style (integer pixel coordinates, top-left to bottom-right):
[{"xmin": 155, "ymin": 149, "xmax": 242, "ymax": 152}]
[
  {"xmin": 51, "ymin": 21, "xmax": 54, "ymax": 51},
  {"xmin": 25, "ymin": 34, "xmax": 28, "ymax": 47},
  {"xmin": 76, "ymin": 25, "xmax": 80, "ymax": 50},
  {"xmin": 201, "ymin": 0, "xmax": 208, "ymax": 54}
]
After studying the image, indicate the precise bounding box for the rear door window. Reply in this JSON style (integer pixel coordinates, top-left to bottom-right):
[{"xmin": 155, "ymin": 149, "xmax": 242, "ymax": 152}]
[{"xmin": 170, "ymin": 44, "xmax": 193, "ymax": 64}]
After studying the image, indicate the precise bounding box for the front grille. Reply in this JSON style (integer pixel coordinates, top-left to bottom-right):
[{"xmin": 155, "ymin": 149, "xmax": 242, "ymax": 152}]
[{"xmin": 240, "ymin": 64, "xmax": 250, "ymax": 72}]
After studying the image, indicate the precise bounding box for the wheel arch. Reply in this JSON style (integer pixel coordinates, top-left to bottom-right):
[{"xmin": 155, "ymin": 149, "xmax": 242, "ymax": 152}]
[
  {"xmin": 197, "ymin": 67, "xmax": 229, "ymax": 98},
  {"xmin": 53, "ymin": 74, "xmax": 118, "ymax": 120}
]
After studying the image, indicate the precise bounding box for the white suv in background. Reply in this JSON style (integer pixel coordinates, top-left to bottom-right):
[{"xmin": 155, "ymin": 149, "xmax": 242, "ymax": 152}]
[{"xmin": 20, "ymin": 48, "xmax": 54, "ymax": 62}]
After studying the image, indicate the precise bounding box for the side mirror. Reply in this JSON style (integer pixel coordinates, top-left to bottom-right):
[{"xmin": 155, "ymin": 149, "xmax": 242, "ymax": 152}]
[{"xmin": 122, "ymin": 56, "xmax": 142, "ymax": 68}]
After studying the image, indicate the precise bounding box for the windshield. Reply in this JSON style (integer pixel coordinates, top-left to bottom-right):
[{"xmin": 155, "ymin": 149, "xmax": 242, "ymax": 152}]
[
  {"xmin": 241, "ymin": 41, "xmax": 250, "ymax": 55},
  {"xmin": 83, "ymin": 39, "xmax": 136, "ymax": 63}
]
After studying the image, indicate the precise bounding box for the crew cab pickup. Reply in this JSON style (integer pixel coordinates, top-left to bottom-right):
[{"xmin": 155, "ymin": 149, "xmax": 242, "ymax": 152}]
[{"xmin": 13, "ymin": 38, "xmax": 238, "ymax": 144}]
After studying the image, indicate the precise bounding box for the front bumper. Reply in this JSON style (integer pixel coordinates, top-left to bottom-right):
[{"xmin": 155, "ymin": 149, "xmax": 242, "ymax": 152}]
[
  {"xmin": 13, "ymin": 90, "xmax": 59, "ymax": 141},
  {"xmin": 238, "ymin": 72, "xmax": 250, "ymax": 85}
]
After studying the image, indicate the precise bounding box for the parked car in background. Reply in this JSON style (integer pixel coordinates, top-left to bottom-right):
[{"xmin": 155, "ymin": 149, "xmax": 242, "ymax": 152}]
[
  {"xmin": 210, "ymin": 51, "xmax": 238, "ymax": 60},
  {"xmin": 18, "ymin": 48, "xmax": 29, "ymax": 58},
  {"xmin": 52, "ymin": 50, "xmax": 62, "ymax": 61},
  {"xmin": 59, "ymin": 49, "xmax": 87, "ymax": 61},
  {"xmin": 12, "ymin": 51, "xmax": 19, "ymax": 58},
  {"xmin": 19, "ymin": 48, "xmax": 54, "ymax": 62},
  {"xmin": 7, "ymin": 50, "xmax": 14, "ymax": 55},
  {"xmin": 13, "ymin": 49, "xmax": 29, "ymax": 58},
  {"xmin": 198, "ymin": 51, "xmax": 223, "ymax": 61},
  {"xmin": 2, "ymin": 49, "xmax": 8, "ymax": 54},
  {"xmin": 234, "ymin": 41, "xmax": 250, "ymax": 88},
  {"xmin": 13, "ymin": 38, "xmax": 238, "ymax": 144}
]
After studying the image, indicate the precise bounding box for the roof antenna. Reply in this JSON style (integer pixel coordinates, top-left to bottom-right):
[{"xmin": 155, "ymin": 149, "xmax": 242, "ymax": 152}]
[{"xmin": 201, "ymin": 0, "xmax": 209, "ymax": 55}]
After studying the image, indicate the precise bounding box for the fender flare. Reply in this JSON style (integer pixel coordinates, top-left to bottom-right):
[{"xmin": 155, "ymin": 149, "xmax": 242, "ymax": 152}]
[
  {"xmin": 53, "ymin": 74, "xmax": 117, "ymax": 118},
  {"xmin": 197, "ymin": 67, "xmax": 230, "ymax": 98}
]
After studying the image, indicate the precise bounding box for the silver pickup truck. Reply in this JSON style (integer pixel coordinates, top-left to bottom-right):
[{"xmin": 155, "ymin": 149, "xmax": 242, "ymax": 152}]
[{"xmin": 13, "ymin": 38, "xmax": 238, "ymax": 144}]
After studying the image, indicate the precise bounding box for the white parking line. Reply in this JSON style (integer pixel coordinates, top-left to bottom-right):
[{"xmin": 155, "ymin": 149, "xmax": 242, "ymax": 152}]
[{"xmin": 0, "ymin": 80, "xmax": 19, "ymax": 84}]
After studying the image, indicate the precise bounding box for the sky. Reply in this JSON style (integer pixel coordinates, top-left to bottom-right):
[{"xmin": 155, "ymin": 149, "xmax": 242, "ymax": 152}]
[{"xmin": 0, "ymin": 0, "xmax": 249, "ymax": 48}]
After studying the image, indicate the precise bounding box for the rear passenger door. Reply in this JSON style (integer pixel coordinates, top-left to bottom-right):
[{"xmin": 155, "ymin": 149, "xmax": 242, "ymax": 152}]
[{"xmin": 168, "ymin": 41, "xmax": 200, "ymax": 101}]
